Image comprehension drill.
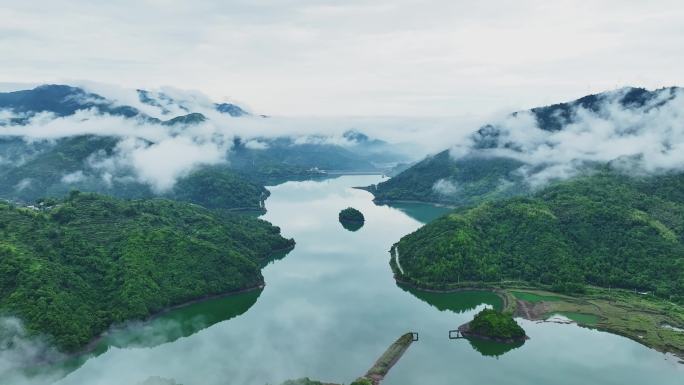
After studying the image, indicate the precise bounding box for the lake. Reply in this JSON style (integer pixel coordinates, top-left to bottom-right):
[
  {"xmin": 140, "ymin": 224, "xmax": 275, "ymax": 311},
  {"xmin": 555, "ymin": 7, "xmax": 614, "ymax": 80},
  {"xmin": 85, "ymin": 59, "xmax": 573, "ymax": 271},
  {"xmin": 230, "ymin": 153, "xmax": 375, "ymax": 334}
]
[{"xmin": 55, "ymin": 175, "xmax": 683, "ymax": 385}]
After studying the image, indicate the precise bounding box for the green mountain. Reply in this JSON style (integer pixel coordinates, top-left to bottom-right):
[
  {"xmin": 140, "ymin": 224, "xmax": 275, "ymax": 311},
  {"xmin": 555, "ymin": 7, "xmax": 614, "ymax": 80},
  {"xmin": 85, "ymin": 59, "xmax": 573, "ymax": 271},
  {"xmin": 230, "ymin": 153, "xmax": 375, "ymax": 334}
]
[
  {"xmin": 392, "ymin": 172, "xmax": 684, "ymax": 303},
  {"xmin": 367, "ymin": 87, "xmax": 681, "ymax": 205},
  {"xmin": 0, "ymin": 192, "xmax": 294, "ymax": 351},
  {"xmin": 364, "ymin": 150, "xmax": 526, "ymax": 205},
  {"xmin": 0, "ymin": 136, "xmax": 270, "ymax": 210}
]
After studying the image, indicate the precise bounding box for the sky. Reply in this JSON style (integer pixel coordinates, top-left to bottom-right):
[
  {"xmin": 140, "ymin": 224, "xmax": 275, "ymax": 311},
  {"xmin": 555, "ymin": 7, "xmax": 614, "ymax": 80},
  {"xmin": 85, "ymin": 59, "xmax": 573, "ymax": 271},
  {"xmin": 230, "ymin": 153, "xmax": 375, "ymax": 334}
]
[{"xmin": 1, "ymin": 0, "xmax": 684, "ymax": 117}]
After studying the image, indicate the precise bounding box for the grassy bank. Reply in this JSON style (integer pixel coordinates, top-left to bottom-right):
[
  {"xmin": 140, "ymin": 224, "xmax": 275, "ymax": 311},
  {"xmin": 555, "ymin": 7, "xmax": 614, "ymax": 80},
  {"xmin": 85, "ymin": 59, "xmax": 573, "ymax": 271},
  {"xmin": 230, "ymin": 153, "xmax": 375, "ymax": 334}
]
[
  {"xmin": 509, "ymin": 287, "xmax": 684, "ymax": 361},
  {"xmin": 392, "ymin": 257, "xmax": 684, "ymax": 362}
]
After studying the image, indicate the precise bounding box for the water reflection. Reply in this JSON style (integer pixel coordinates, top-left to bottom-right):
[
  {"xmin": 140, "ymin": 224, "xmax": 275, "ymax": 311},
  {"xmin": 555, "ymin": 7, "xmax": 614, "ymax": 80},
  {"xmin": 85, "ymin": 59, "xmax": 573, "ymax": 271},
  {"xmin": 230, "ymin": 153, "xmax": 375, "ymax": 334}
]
[
  {"xmin": 57, "ymin": 290, "xmax": 263, "ymax": 374},
  {"xmin": 398, "ymin": 286, "xmax": 527, "ymax": 358},
  {"xmin": 380, "ymin": 201, "xmax": 452, "ymax": 224},
  {"xmin": 101, "ymin": 290, "xmax": 262, "ymax": 349},
  {"xmin": 465, "ymin": 338, "xmax": 525, "ymax": 358},
  {"xmin": 399, "ymin": 285, "xmax": 502, "ymax": 313},
  {"xmin": 340, "ymin": 220, "xmax": 364, "ymax": 232},
  {"xmin": 261, "ymin": 248, "xmax": 294, "ymax": 268}
]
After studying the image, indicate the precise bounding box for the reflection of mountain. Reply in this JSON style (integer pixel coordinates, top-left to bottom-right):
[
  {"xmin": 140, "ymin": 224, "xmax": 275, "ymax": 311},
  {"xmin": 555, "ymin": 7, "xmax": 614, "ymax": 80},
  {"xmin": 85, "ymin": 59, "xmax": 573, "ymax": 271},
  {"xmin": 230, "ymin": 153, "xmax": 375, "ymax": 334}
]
[
  {"xmin": 399, "ymin": 285, "xmax": 502, "ymax": 314},
  {"xmin": 465, "ymin": 337, "xmax": 524, "ymax": 358},
  {"xmin": 102, "ymin": 289, "xmax": 262, "ymax": 350},
  {"xmin": 340, "ymin": 220, "xmax": 364, "ymax": 232},
  {"xmin": 260, "ymin": 248, "xmax": 294, "ymax": 267},
  {"xmin": 381, "ymin": 201, "xmax": 452, "ymax": 224}
]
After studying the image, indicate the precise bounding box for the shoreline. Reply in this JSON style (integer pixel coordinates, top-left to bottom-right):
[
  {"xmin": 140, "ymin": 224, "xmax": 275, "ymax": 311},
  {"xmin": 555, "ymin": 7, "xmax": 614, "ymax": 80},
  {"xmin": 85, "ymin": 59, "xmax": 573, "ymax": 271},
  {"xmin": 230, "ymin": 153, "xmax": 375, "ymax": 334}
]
[
  {"xmin": 393, "ymin": 276, "xmax": 684, "ymax": 362},
  {"xmin": 73, "ymin": 283, "xmax": 267, "ymax": 359},
  {"xmin": 350, "ymin": 190, "xmax": 457, "ymax": 209},
  {"xmin": 66, "ymin": 244, "xmax": 297, "ymax": 362},
  {"xmin": 394, "ymin": 276, "xmax": 514, "ymax": 312}
]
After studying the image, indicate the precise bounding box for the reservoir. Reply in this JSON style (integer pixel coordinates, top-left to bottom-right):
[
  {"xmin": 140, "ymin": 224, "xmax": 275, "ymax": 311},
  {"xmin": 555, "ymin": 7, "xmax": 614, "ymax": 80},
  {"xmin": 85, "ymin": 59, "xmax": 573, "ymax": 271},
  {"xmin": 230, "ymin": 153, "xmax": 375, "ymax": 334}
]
[{"xmin": 55, "ymin": 175, "xmax": 683, "ymax": 385}]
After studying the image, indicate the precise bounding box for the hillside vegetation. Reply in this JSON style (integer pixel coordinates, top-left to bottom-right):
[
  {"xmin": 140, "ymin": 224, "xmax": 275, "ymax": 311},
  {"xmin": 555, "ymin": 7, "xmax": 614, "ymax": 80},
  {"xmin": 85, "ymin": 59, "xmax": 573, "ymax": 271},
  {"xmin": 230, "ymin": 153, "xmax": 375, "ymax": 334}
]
[
  {"xmin": 0, "ymin": 192, "xmax": 293, "ymax": 351},
  {"xmin": 0, "ymin": 136, "xmax": 270, "ymax": 211},
  {"xmin": 367, "ymin": 87, "xmax": 681, "ymax": 205},
  {"xmin": 393, "ymin": 173, "xmax": 684, "ymax": 303},
  {"xmin": 365, "ymin": 151, "xmax": 525, "ymax": 205}
]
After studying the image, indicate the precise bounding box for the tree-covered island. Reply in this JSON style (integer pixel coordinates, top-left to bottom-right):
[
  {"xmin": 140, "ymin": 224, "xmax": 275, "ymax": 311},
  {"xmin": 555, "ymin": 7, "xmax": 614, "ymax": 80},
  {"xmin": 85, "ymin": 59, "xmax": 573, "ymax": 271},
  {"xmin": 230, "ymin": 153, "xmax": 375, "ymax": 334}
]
[{"xmin": 459, "ymin": 308, "xmax": 527, "ymax": 343}]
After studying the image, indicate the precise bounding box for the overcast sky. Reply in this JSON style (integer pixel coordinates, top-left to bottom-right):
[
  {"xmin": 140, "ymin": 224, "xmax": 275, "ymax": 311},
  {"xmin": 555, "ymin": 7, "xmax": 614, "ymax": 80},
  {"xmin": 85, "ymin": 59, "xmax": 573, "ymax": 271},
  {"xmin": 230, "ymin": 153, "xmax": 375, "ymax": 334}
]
[{"xmin": 1, "ymin": 0, "xmax": 683, "ymax": 116}]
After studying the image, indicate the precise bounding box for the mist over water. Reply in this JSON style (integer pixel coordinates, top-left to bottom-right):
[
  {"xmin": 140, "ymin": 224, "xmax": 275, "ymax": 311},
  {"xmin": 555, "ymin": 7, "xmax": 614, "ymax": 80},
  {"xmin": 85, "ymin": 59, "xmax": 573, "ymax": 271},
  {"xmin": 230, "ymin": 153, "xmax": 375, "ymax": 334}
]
[{"xmin": 8, "ymin": 175, "xmax": 681, "ymax": 385}]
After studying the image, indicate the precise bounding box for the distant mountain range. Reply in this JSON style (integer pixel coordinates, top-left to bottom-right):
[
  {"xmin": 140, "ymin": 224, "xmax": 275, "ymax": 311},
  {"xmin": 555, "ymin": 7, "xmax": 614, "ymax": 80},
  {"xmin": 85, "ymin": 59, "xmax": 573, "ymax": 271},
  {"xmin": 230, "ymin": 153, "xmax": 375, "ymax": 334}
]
[
  {"xmin": 0, "ymin": 84, "xmax": 250, "ymax": 124},
  {"xmin": 0, "ymin": 84, "xmax": 410, "ymax": 206}
]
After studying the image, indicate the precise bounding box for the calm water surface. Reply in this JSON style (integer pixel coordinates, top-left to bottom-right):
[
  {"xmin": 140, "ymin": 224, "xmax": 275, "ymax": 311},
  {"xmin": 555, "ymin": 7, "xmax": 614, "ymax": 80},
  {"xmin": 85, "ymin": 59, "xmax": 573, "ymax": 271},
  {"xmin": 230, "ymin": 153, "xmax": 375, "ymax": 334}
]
[{"xmin": 56, "ymin": 175, "xmax": 682, "ymax": 385}]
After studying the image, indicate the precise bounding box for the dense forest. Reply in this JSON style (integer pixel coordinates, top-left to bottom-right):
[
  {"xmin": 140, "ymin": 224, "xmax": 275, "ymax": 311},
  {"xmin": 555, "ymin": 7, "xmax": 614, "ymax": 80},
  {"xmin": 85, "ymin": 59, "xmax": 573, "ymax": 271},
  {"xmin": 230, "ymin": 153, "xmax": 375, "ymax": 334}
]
[
  {"xmin": 339, "ymin": 207, "xmax": 365, "ymax": 223},
  {"xmin": 393, "ymin": 172, "xmax": 684, "ymax": 303},
  {"xmin": 0, "ymin": 192, "xmax": 294, "ymax": 351}
]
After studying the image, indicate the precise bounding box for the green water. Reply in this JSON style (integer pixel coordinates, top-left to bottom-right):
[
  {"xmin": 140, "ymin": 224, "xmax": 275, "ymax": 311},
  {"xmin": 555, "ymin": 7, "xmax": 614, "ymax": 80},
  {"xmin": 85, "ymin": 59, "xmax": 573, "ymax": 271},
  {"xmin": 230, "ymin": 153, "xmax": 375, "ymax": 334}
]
[
  {"xmin": 54, "ymin": 175, "xmax": 682, "ymax": 385},
  {"xmin": 554, "ymin": 312, "xmax": 601, "ymax": 326}
]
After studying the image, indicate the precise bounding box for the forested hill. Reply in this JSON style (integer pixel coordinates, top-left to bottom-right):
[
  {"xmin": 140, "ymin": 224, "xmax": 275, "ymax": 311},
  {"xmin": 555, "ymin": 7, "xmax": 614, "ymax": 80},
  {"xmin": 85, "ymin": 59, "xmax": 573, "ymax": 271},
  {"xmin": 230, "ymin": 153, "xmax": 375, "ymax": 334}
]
[
  {"xmin": 0, "ymin": 192, "xmax": 294, "ymax": 351},
  {"xmin": 392, "ymin": 172, "xmax": 684, "ymax": 303},
  {"xmin": 367, "ymin": 86, "xmax": 682, "ymax": 205},
  {"xmin": 0, "ymin": 135, "xmax": 270, "ymax": 210},
  {"xmin": 363, "ymin": 150, "xmax": 525, "ymax": 205}
]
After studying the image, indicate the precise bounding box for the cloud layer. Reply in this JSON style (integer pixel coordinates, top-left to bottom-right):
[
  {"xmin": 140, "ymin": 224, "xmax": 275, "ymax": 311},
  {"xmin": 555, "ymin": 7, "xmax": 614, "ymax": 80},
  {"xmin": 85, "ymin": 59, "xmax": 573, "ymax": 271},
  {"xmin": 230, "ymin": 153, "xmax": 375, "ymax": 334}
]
[
  {"xmin": 448, "ymin": 87, "xmax": 684, "ymax": 187},
  {"xmin": 2, "ymin": 1, "xmax": 683, "ymax": 116},
  {"xmin": 0, "ymin": 83, "xmax": 483, "ymax": 192}
]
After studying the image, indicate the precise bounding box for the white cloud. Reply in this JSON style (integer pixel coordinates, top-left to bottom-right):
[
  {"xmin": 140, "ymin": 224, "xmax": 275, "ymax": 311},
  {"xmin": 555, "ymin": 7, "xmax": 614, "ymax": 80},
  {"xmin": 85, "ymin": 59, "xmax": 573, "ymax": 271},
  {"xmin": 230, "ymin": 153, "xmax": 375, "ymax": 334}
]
[
  {"xmin": 61, "ymin": 171, "xmax": 86, "ymax": 184},
  {"xmin": 0, "ymin": 1, "xmax": 683, "ymax": 116},
  {"xmin": 15, "ymin": 178, "xmax": 32, "ymax": 191},
  {"xmin": 449, "ymin": 88, "xmax": 684, "ymax": 187},
  {"xmin": 0, "ymin": 84, "xmax": 486, "ymax": 192},
  {"xmin": 124, "ymin": 136, "xmax": 226, "ymax": 192},
  {"xmin": 433, "ymin": 179, "xmax": 459, "ymax": 195},
  {"xmin": 243, "ymin": 140, "xmax": 269, "ymax": 150},
  {"xmin": 0, "ymin": 317, "xmax": 65, "ymax": 385}
]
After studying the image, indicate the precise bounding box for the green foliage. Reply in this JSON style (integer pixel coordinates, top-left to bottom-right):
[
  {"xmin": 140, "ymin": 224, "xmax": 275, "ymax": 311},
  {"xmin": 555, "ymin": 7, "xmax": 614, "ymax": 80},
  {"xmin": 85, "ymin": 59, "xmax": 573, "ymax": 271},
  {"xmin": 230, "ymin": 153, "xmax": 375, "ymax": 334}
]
[
  {"xmin": 350, "ymin": 379, "xmax": 372, "ymax": 385},
  {"xmin": 339, "ymin": 207, "xmax": 364, "ymax": 223},
  {"xmin": 468, "ymin": 309, "xmax": 525, "ymax": 340},
  {"xmin": 170, "ymin": 166, "xmax": 268, "ymax": 210},
  {"xmin": 368, "ymin": 151, "xmax": 526, "ymax": 205},
  {"xmin": 396, "ymin": 173, "xmax": 684, "ymax": 303},
  {"xmin": 0, "ymin": 193, "xmax": 294, "ymax": 351}
]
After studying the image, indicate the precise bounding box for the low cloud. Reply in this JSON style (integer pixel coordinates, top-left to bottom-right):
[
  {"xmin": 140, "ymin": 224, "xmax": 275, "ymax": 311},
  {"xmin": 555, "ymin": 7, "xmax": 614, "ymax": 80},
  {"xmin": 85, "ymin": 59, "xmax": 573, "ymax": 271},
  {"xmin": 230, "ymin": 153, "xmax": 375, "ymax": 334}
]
[
  {"xmin": 448, "ymin": 87, "xmax": 684, "ymax": 187},
  {"xmin": 0, "ymin": 84, "xmax": 482, "ymax": 192},
  {"xmin": 0, "ymin": 317, "xmax": 65, "ymax": 385},
  {"xmin": 117, "ymin": 136, "xmax": 227, "ymax": 193},
  {"xmin": 432, "ymin": 179, "xmax": 459, "ymax": 195},
  {"xmin": 61, "ymin": 171, "xmax": 85, "ymax": 184},
  {"xmin": 15, "ymin": 178, "xmax": 32, "ymax": 191}
]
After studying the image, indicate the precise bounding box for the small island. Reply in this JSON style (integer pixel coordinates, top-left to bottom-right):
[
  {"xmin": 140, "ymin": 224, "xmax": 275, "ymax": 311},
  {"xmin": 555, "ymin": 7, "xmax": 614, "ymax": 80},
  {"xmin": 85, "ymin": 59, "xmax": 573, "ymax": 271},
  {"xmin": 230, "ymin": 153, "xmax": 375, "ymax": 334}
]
[
  {"xmin": 339, "ymin": 207, "xmax": 365, "ymax": 231},
  {"xmin": 458, "ymin": 308, "xmax": 528, "ymax": 344}
]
